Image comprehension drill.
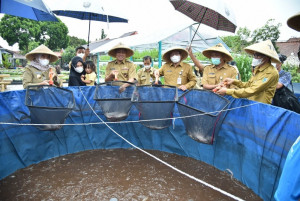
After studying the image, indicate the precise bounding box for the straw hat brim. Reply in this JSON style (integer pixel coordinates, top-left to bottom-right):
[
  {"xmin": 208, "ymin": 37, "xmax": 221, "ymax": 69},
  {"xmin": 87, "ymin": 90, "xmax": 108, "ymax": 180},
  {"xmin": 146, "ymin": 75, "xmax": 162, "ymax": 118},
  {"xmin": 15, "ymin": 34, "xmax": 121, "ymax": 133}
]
[
  {"xmin": 287, "ymin": 12, "xmax": 300, "ymax": 31},
  {"xmin": 25, "ymin": 44, "xmax": 58, "ymax": 63},
  {"xmin": 244, "ymin": 40, "xmax": 281, "ymax": 63},
  {"xmin": 202, "ymin": 44, "xmax": 233, "ymax": 62},
  {"xmin": 162, "ymin": 47, "xmax": 188, "ymax": 63},
  {"xmin": 108, "ymin": 44, "xmax": 134, "ymax": 58}
]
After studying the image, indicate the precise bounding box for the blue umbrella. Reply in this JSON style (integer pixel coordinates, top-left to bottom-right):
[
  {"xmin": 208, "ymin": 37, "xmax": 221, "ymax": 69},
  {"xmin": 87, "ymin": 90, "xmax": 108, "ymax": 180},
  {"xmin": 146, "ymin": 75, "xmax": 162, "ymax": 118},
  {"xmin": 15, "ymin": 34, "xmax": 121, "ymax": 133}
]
[
  {"xmin": 52, "ymin": 0, "xmax": 128, "ymax": 47},
  {"xmin": 0, "ymin": 0, "xmax": 58, "ymax": 21}
]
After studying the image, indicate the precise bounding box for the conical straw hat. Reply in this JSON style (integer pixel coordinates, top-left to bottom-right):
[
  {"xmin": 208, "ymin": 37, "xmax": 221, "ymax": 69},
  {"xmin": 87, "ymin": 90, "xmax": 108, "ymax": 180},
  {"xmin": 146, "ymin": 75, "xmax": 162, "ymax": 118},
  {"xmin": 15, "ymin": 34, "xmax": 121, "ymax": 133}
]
[
  {"xmin": 202, "ymin": 43, "xmax": 233, "ymax": 62},
  {"xmin": 108, "ymin": 42, "xmax": 134, "ymax": 58},
  {"xmin": 25, "ymin": 44, "xmax": 58, "ymax": 63},
  {"xmin": 244, "ymin": 40, "xmax": 280, "ymax": 63},
  {"xmin": 287, "ymin": 12, "xmax": 300, "ymax": 31},
  {"xmin": 162, "ymin": 46, "xmax": 188, "ymax": 63}
]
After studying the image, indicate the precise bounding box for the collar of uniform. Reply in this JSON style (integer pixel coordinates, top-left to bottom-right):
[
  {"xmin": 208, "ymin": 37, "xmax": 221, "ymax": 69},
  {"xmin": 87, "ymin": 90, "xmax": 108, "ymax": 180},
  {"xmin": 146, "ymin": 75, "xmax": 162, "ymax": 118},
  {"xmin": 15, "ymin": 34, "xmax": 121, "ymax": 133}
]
[
  {"xmin": 114, "ymin": 59, "xmax": 126, "ymax": 64},
  {"xmin": 170, "ymin": 62, "xmax": 183, "ymax": 68},
  {"xmin": 255, "ymin": 63, "xmax": 271, "ymax": 73},
  {"xmin": 212, "ymin": 63, "xmax": 229, "ymax": 69},
  {"xmin": 143, "ymin": 67, "xmax": 153, "ymax": 72}
]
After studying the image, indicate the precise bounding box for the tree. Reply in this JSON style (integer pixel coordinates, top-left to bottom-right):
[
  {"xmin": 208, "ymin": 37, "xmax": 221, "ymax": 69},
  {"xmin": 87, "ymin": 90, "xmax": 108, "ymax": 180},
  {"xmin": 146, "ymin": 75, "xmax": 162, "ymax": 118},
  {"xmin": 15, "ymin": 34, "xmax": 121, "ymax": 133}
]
[
  {"xmin": 39, "ymin": 19, "xmax": 69, "ymax": 51},
  {"xmin": 61, "ymin": 46, "xmax": 76, "ymax": 68},
  {"xmin": 69, "ymin": 36, "xmax": 87, "ymax": 48},
  {"xmin": 0, "ymin": 15, "xmax": 69, "ymax": 52},
  {"xmin": 221, "ymin": 27, "xmax": 251, "ymax": 53},
  {"xmin": 101, "ymin": 29, "xmax": 107, "ymax": 39},
  {"xmin": 0, "ymin": 15, "xmax": 40, "ymax": 52},
  {"xmin": 251, "ymin": 19, "xmax": 281, "ymax": 52}
]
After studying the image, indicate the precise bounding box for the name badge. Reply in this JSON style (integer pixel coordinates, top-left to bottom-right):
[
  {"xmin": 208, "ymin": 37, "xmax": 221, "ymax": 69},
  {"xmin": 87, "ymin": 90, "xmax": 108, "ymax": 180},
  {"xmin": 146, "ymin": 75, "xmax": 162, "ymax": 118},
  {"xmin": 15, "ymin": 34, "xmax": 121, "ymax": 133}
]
[{"xmin": 177, "ymin": 77, "xmax": 182, "ymax": 84}]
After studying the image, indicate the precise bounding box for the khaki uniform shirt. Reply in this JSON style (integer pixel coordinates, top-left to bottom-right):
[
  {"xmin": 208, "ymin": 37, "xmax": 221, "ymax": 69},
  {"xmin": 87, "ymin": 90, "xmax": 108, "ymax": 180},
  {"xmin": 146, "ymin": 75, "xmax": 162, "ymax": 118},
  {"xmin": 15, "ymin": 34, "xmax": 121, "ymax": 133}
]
[
  {"xmin": 202, "ymin": 63, "xmax": 238, "ymax": 86},
  {"xmin": 226, "ymin": 63, "xmax": 279, "ymax": 104},
  {"xmin": 158, "ymin": 62, "xmax": 196, "ymax": 89},
  {"xmin": 105, "ymin": 59, "xmax": 137, "ymax": 82},
  {"xmin": 85, "ymin": 72, "xmax": 96, "ymax": 86},
  {"xmin": 137, "ymin": 67, "xmax": 156, "ymax": 85},
  {"xmin": 23, "ymin": 65, "xmax": 60, "ymax": 89}
]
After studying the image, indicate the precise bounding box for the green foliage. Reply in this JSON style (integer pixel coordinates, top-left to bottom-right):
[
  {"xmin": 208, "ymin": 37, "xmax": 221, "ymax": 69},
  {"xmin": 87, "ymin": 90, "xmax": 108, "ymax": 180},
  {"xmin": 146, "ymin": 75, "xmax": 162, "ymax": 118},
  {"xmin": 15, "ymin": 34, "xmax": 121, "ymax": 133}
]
[
  {"xmin": 186, "ymin": 52, "xmax": 209, "ymax": 62},
  {"xmin": 251, "ymin": 19, "xmax": 281, "ymax": 52},
  {"xmin": 69, "ymin": 36, "xmax": 87, "ymax": 48},
  {"xmin": 132, "ymin": 49, "xmax": 159, "ymax": 61},
  {"xmin": 0, "ymin": 15, "xmax": 38, "ymax": 51},
  {"xmin": 61, "ymin": 46, "xmax": 76, "ymax": 66},
  {"xmin": 221, "ymin": 20, "xmax": 281, "ymax": 54},
  {"xmin": 221, "ymin": 27, "xmax": 251, "ymax": 53},
  {"xmin": 100, "ymin": 55, "xmax": 111, "ymax": 61},
  {"xmin": 233, "ymin": 54, "xmax": 253, "ymax": 82},
  {"xmin": 2, "ymin": 54, "xmax": 12, "ymax": 69},
  {"xmin": 39, "ymin": 19, "xmax": 69, "ymax": 51},
  {"xmin": 283, "ymin": 63, "xmax": 300, "ymax": 83},
  {"xmin": 0, "ymin": 15, "xmax": 69, "ymax": 52},
  {"xmin": 26, "ymin": 41, "xmax": 40, "ymax": 54}
]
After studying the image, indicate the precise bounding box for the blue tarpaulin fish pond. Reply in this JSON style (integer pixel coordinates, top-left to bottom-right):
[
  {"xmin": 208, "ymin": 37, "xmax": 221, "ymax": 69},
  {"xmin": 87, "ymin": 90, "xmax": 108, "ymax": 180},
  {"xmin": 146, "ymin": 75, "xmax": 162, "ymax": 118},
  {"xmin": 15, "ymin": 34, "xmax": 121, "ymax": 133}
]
[{"xmin": 0, "ymin": 86, "xmax": 299, "ymax": 201}]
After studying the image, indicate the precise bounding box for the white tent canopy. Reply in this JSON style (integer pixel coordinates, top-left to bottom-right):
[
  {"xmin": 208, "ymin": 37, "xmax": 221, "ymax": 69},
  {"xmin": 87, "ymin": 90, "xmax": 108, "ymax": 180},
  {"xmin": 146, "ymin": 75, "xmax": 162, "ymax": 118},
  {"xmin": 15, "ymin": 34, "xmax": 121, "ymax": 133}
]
[{"xmin": 91, "ymin": 23, "xmax": 231, "ymax": 55}]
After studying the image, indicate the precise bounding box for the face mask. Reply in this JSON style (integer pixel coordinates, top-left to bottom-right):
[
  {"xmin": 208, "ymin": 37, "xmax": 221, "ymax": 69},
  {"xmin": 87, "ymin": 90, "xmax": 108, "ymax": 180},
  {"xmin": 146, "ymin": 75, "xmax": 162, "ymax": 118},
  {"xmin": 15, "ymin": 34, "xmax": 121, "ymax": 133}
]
[
  {"xmin": 77, "ymin": 53, "xmax": 84, "ymax": 58},
  {"xmin": 252, "ymin": 58, "xmax": 263, "ymax": 67},
  {"xmin": 271, "ymin": 63, "xmax": 277, "ymax": 68},
  {"xmin": 39, "ymin": 58, "xmax": 49, "ymax": 66},
  {"xmin": 75, "ymin": 66, "xmax": 84, "ymax": 73},
  {"xmin": 144, "ymin": 65, "xmax": 151, "ymax": 69},
  {"xmin": 170, "ymin": 55, "xmax": 181, "ymax": 63},
  {"xmin": 211, "ymin": 57, "xmax": 221, "ymax": 65}
]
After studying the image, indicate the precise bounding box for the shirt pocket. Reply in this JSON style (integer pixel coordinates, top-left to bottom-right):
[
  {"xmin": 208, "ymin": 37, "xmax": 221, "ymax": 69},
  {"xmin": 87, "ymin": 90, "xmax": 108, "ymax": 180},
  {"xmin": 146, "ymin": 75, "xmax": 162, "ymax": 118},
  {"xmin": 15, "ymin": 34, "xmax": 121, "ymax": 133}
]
[
  {"xmin": 207, "ymin": 74, "xmax": 216, "ymax": 84},
  {"xmin": 121, "ymin": 68, "xmax": 129, "ymax": 78}
]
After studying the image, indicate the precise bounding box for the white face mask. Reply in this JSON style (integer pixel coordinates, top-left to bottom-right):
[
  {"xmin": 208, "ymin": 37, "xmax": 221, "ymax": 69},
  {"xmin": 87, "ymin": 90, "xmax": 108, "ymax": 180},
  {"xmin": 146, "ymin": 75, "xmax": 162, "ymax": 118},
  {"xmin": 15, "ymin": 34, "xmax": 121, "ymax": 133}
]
[
  {"xmin": 170, "ymin": 55, "xmax": 181, "ymax": 63},
  {"xmin": 39, "ymin": 58, "xmax": 49, "ymax": 66},
  {"xmin": 75, "ymin": 67, "xmax": 84, "ymax": 73},
  {"xmin": 144, "ymin": 65, "xmax": 151, "ymax": 69},
  {"xmin": 77, "ymin": 53, "xmax": 84, "ymax": 58},
  {"xmin": 251, "ymin": 58, "xmax": 263, "ymax": 67},
  {"xmin": 271, "ymin": 63, "xmax": 277, "ymax": 68}
]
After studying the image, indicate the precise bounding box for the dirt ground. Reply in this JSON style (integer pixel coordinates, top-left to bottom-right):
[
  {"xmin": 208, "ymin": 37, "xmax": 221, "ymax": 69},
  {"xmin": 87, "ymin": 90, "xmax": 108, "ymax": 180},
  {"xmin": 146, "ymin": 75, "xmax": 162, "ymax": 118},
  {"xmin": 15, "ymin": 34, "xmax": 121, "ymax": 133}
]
[{"xmin": 0, "ymin": 149, "xmax": 262, "ymax": 201}]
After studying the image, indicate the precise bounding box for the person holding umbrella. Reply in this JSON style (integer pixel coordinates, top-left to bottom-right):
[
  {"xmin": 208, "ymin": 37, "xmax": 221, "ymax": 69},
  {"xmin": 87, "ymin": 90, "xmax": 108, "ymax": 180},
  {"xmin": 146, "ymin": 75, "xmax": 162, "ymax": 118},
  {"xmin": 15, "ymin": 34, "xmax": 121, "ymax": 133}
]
[
  {"xmin": 154, "ymin": 47, "xmax": 196, "ymax": 91},
  {"xmin": 215, "ymin": 40, "xmax": 279, "ymax": 104},
  {"xmin": 23, "ymin": 44, "xmax": 61, "ymax": 89},
  {"xmin": 190, "ymin": 43, "xmax": 237, "ymax": 90},
  {"xmin": 105, "ymin": 43, "xmax": 137, "ymax": 92}
]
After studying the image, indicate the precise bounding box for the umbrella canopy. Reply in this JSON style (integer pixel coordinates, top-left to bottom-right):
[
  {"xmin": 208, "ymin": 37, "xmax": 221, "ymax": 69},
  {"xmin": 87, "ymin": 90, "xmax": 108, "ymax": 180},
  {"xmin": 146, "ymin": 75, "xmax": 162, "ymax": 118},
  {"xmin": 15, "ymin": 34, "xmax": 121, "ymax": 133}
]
[
  {"xmin": 170, "ymin": 0, "xmax": 236, "ymax": 44},
  {"xmin": 51, "ymin": 0, "xmax": 128, "ymax": 47},
  {"xmin": 0, "ymin": 0, "xmax": 58, "ymax": 21}
]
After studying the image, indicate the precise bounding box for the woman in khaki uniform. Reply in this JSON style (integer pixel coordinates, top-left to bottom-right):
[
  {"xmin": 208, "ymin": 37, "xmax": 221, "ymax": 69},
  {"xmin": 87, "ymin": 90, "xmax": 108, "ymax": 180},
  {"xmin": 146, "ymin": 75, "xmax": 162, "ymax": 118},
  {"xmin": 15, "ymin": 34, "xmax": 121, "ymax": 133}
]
[
  {"xmin": 216, "ymin": 40, "xmax": 280, "ymax": 104},
  {"xmin": 23, "ymin": 44, "xmax": 60, "ymax": 89}
]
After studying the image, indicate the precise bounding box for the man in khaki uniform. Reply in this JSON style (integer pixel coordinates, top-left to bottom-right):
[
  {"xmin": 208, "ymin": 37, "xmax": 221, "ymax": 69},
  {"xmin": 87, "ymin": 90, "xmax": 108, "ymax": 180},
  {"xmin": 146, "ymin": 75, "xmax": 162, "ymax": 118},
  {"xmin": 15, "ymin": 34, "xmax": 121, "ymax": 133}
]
[
  {"xmin": 155, "ymin": 47, "xmax": 196, "ymax": 91},
  {"xmin": 199, "ymin": 43, "xmax": 238, "ymax": 90},
  {"xmin": 105, "ymin": 43, "xmax": 137, "ymax": 91},
  {"xmin": 137, "ymin": 56, "xmax": 156, "ymax": 85},
  {"xmin": 23, "ymin": 44, "xmax": 61, "ymax": 89},
  {"xmin": 216, "ymin": 40, "xmax": 279, "ymax": 104}
]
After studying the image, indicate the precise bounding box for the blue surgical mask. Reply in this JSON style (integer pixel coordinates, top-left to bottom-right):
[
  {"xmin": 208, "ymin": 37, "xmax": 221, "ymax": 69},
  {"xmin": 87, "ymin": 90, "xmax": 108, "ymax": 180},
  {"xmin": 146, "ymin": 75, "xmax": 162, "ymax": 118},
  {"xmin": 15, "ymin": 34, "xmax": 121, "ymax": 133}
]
[{"xmin": 211, "ymin": 57, "xmax": 221, "ymax": 65}]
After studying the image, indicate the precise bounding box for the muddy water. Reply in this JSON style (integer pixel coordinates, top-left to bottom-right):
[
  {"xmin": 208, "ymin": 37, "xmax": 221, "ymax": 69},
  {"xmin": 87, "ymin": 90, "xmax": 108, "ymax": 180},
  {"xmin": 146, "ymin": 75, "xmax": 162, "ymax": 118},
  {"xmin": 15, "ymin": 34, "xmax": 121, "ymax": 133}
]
[{"xmin": 0, "ymin": 149, "xmax": 262, "ymax": 201}]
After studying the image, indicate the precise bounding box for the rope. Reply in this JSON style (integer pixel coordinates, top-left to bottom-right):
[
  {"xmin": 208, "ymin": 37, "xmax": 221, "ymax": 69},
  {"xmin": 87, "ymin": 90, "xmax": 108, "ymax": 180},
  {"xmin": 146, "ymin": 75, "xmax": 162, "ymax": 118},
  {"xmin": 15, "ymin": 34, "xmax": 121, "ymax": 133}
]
[
  {"xmin": 77, "ymin": 88, "xmax": 245, "ymax": 201},
  {"xmin": 0, "ymin": 102, "xmax": 259, "ymax": 126}
]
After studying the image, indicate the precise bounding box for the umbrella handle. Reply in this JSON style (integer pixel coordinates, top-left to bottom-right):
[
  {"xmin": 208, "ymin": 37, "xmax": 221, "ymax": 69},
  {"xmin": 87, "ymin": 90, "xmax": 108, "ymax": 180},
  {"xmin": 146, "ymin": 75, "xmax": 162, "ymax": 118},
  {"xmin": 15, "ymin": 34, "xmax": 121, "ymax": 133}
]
[
  {"xmin": 189, "ymin": 8, "xmax": 208, "ymax": 47},
  {"xmin": 87, "ymin": 13, "xmax": 91, "ymax": 48}
]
